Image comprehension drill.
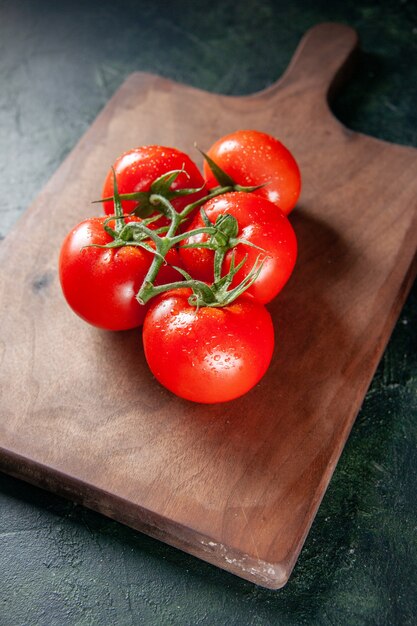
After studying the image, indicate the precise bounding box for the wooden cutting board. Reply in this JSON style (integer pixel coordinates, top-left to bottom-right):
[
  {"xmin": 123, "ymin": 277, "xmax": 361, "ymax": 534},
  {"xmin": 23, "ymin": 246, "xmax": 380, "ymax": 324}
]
[{"xmin": 0, "ymin": 23, "xmax": 416, "ymax": 589}]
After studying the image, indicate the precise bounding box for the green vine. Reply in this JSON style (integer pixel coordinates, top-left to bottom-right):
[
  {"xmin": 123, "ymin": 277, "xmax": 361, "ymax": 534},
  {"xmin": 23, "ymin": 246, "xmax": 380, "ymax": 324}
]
[{"xmin": 92, "ymin": 154, "xmax": 265, "ymax": 309}]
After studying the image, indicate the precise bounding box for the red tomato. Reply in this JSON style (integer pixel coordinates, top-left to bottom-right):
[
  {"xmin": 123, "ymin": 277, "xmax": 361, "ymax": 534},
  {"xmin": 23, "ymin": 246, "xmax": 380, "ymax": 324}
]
[
  {"xmin": 204, "ymin": 130, "xmax": 301, "ymax": 215},
  {"xmin": 59, "ymin": 216, "xmax": 181, "ymax": 330},
  {"xmin": 180, "ymin": 192, "xmax": 297, "ymax": 304},
  {"xmin": 102, "ymin": 145, "xmax": 206, "ymax": 217},
  {"xmin": 143, "ymin": 288, "xmax": 274, "ymax": 403}
]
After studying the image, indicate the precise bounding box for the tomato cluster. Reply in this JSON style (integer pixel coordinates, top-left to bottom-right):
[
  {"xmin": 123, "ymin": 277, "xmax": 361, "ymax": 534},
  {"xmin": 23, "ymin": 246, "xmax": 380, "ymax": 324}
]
[{"xmin": 59, "ymin": 130, "xmax": 301, "ymax": 403}]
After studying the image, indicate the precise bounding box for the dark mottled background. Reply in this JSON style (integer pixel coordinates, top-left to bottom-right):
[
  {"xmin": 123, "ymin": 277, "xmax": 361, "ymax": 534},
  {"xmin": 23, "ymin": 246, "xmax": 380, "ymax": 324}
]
[{"xmin": 1, "ymin": 1, "xmax": 416, "ymax": 624}]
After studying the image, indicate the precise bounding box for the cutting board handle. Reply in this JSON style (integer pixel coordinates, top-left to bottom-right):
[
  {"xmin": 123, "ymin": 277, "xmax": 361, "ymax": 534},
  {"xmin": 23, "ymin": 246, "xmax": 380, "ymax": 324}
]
[{"xmin": 265, "ymin": 23, "xmax": 359, "ymax": 108}]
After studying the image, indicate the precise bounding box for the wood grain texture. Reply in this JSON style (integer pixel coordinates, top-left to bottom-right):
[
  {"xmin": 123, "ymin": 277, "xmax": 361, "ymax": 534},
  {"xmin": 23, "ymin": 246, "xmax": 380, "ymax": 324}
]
[{"xmin": 0, "ymin": 23, "xmax": 416, "ymax": 588}]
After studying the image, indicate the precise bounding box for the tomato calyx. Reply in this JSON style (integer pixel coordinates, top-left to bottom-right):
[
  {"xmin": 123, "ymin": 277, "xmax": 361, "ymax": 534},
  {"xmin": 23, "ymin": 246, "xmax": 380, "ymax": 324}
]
[
  {"xmin": 87, "ymin": 169, "xmax": 168, "ymax": 256},
  {"xmin": 198, "ymin": 147, "xmax": 266, "ymax": 194},
  {"xmin": 204, "ymin": 211, "xmax": 239, "ymax": 247},
  {"xmin": 99, "ymin": 167, "xmax": 206, "ymax": 219},
  {"xmin": 184, "ymin": 251, "xmax": 265, "ymax": 308},
  {"xmin": 203, "ymin": 208, "xmax": 264, "ymax": 255}
]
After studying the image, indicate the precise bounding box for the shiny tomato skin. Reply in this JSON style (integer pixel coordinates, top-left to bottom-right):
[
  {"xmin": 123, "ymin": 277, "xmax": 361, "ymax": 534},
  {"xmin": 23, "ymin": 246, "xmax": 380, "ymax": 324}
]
[
  {"xmin": 180, "ymin": 192, "xmax": 297, "ymax": 304},
  {"xmin": 204, "ymin": 130, "xmax": 301, "ymax": 215},
  {"xmin": 59, "ymin": 216, "xmax": 181, "ymax": 330},
  {"xmin": 102, "ymin": 145, "xmax": 206, "ymax": 217},
  {"xmin": 143, "ymin": 289, "xmax": 274, "ymax": 403}
]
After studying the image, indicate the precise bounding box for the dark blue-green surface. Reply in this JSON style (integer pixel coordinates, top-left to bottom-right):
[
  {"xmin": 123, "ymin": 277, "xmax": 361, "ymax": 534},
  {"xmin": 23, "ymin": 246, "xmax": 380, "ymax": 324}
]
[{"xmin": 1, "ymin": 1, "xmax": 416, "ymax": 624}]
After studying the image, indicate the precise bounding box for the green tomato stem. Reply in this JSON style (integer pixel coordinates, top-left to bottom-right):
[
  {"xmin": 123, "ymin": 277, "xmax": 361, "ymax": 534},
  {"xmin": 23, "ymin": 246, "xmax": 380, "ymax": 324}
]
[
  {"xmin": 213, "ymin": 248, "xmax": 227, "ymax": 283},
  {"xmin": 137, "ymin": 278, "xmax": 214, "ymax": 306},
  {"xmin": 169, "ymin": 226, "xmax": 217, "ymax": 247},
  {"xmin": 111, "ymin": 167, "xmax": 126, "ymax": 234},
  {"xmin": 149, "ymin": 193, "xmax": 181, "ymax": 238},
  {"xmin": 179, "ymin": 185, "xmax": 233, "ymax": 218}
]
